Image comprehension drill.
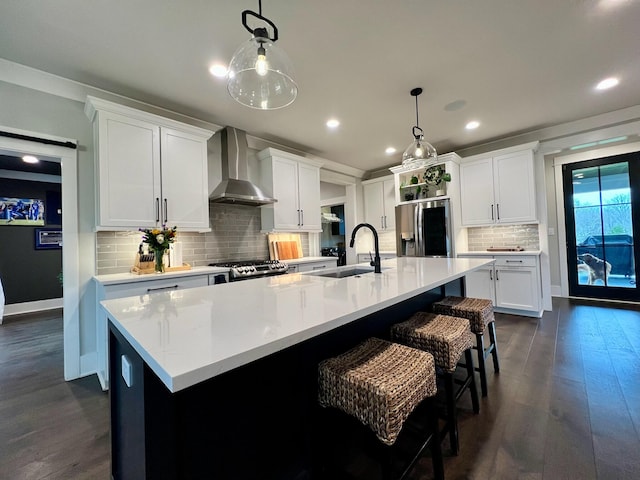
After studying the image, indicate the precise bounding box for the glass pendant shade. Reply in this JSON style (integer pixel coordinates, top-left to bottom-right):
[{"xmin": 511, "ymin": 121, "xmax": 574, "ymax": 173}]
[
  {"xmin": 401, "ymin": 135, "xmax": 438, "ymax": 168},
  {"xmin": 227, "ymin": 35, "xmax": 298, "ymax": 110}
]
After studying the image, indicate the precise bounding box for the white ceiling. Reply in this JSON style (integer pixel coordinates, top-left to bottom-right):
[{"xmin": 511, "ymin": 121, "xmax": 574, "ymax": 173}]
[{"xmin": 1, "ymin": 0, "xmax": 639, "ymax": 172}]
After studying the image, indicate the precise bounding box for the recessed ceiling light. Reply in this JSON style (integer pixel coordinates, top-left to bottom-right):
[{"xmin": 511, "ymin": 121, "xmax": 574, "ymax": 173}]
[
  {"xmin": 209, "ymin": 64, "xmax": 229, "ymax": 78},
  {"xmin": 595, "ymin": 77, "xmax": 619, "ymax": 90},
  {"xmin": 22, "ymin": 155, "xmax": 39, "ymax": 164},
  {"xmin": 326, "ymin": 119, "xmax": 340, "ymax": 129},
  {"xmin": 465, "ymin": 121, "xmax": 480, "ymax": 130},
  {"xmin": 385, "ymin": 147, "xmax": 397, "ymax": 155}
]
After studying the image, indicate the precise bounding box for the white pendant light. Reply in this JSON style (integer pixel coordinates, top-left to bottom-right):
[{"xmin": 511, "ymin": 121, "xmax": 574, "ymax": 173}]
[
  {"xmin": 227, "ymin": 1, "xmax": 298, "ymax": 110},
  {"xmin": 402, "ymin": 87, "xmax": 437, "ymax": 168}
]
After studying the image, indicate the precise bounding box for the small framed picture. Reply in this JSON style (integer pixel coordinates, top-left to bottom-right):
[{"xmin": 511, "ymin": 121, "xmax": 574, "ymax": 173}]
[{"xmin": 35, "ymin": 228, "xmax": 62, "ymax": 249}]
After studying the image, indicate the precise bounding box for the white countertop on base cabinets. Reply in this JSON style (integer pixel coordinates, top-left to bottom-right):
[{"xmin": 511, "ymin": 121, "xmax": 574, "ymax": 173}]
[
  {"xmin": 457, "ymin": 250, "xmax": 541, "ymax": 257},
  {"xmin": 101, "ymin": 257, "xmax": 492, "ymax": 393}
]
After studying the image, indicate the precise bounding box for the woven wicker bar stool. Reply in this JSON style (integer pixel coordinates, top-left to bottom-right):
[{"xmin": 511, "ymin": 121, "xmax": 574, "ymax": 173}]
[
  {"xmin": 318, "ymin": 337, "xmax": 444, "ymax": 480},
  {"xmin": 391, "ymin": 313, "xmax": 479, "ymax": 456},
  {"xmin": 432, "ymin": 296, "xmax": 500, "ymax": 397}
]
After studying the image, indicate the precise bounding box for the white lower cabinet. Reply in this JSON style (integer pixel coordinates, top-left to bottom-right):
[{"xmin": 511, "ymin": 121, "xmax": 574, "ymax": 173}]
[
  {"xmin": 94, "ymin": 270, "xmax": 224, "ymax": 390},
  {"xmin": 357, "ymin": 253, "xmax": 397, "ymax": 263},
  {"xmin": 459, "ymin": 254, "xmax": 542, "ymax": 317},
  {"xmin": 286, "ymin": 258, "xmax": 337, "ymax": 273}
]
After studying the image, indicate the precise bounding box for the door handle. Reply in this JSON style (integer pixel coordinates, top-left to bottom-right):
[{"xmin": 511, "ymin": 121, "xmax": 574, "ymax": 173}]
[
  {"xmin": 489, "ymin": 270, "xmax": 493, "ymax": 281},
  {"xmin": 496, "ymin": 204, "xmax": 500, "ymax": 220},
  {"xmin": 496, "ymin": 270, "xmax": 500, "ymax": 281},
  {"xmin": 506, "ymin": 260, "xmax": 523, "ymax": 263},
  {"xmin": 491, "ymin": 204, "xmax": 494, "ymax": 221},
  {"xmin": 300, "ymin": 209, "xmax": 304, "ymax": 226},
  {"xmin": 155, "ymin": 198, "xmax": 160, "ymax": 223},
  {"xmin": 381, "ymin": 216, "xmax": 385, "ymax": 229},
  {"xmin": 297, "ymin": 209, "xmax": 301, "ymax": 226},
  {"xmin": 163, "ymin": 198, "xmax": 168, "ymax": 223}
]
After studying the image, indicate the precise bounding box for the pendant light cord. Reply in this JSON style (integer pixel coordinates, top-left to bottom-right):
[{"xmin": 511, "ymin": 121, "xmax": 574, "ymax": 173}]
[{"xmin": 415, "ymin": 94, "xmax": 420, "ymax": 128}]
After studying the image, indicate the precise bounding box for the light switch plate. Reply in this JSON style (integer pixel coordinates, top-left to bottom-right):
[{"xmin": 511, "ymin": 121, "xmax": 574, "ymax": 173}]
[{"xmin": 121, "ymin": 355, "xmax": 133, "ymax": 387}]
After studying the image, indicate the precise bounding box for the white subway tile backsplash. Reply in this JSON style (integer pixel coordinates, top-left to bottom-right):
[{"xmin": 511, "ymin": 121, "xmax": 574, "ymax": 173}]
[
  {"xmin": 466, "ymin": 224, "xmax": 540, "ymax": 251},
  {"xmin": 95, "ymin": 203, "xmax": 309, "ymax": 275}
]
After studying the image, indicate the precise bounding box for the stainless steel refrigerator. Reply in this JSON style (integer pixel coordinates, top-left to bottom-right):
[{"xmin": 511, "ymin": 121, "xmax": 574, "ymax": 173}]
[{"xmin": 395, "ymin": 198, "xmax": 454, "ymax": 257}]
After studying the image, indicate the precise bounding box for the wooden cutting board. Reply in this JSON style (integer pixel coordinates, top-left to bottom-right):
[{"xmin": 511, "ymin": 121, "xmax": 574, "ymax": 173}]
[
  {"xmin": 268, "ymin": 234, "xmax": 302, "ymax": 260},
  {"xmin": 275, "ymin": 241, "xmax": 301, "ymax": 260}
]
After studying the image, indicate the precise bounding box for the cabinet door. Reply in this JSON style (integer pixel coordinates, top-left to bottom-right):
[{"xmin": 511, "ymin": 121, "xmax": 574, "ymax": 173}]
[
  {"xmin": 493, "ymin": 150, "xmax": 537, "ymax": 224},
  {"xmin": 460, "ymin": 158, "xmax": 495, "ymax": 226},
  {"xmin": 464, "ymin": 266, "xmax": 495, "ymax": 302},
  {"xmin": 160, "ymin": 127, "xmax": 209, "ymax": 229},
  {"xmin": 297, "ymin": 162, "xmax": 321, "ymax": 231},
  {"xmin": 363, "ymin": 181, "xmax": 385, "ymax": 230},
  {"xmin": 382, "ymin": 179, "xmax": 396, "ymax": 230},
  {"xmin": 96, "ymin": 111, "xmax": 161, "ymax": 228},
  {"xmin": 494, "ymin": 266, "xmax": 539, "ymax": 311},
  {"xmin": 271, "ymin": 157, "xmax": 301, "ymax": 230}
]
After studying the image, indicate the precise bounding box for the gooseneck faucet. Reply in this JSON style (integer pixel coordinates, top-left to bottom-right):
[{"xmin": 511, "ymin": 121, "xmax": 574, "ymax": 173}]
[{"xmin": 349, "ymin": 223, "xmax": 382, "ymax": 273}]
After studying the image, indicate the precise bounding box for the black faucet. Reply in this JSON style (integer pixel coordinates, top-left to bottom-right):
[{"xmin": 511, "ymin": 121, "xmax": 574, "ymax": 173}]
[{"xmin": 349, "ymin": 223, "xmax": 381, "ymax": 273}]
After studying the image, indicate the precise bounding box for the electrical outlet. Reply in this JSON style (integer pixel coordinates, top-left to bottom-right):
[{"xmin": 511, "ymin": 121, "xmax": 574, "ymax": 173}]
[{"xmin": 121, "ymin": 355, "xmax": 133, "ymax": 387}]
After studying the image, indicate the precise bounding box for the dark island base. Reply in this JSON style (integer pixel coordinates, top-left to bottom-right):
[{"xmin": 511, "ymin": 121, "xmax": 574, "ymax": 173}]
[{"xmin": 109, "ymin": 280, "xmax": 463, "ymax": 480}]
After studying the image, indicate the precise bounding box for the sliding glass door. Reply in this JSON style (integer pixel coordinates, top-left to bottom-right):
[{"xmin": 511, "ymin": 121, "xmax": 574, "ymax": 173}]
[{"xmin": 562, "ymin": 151, "xmax": 639, "ymax": 301}]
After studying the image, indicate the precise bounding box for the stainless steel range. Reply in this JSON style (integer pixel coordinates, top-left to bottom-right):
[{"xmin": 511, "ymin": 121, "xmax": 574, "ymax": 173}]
[{"xmin": 208, "ymin": 260, "xmax": 289, "ymax": 282}]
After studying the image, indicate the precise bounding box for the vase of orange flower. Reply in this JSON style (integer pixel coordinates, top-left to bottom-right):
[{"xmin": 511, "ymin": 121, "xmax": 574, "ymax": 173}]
[{"xmin": 139, "ymin": 225, "xmax": 177, "ymax": 273}]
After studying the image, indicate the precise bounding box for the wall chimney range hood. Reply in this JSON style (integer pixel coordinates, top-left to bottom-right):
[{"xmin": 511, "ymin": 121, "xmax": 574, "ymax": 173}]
[{"xmin": 209, "ymin": 127, "xmax": 276, "ymax": 206}]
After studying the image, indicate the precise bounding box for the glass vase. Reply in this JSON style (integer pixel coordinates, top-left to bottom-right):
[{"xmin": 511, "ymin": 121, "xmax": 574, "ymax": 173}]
[{"xmin": 153, "ymin": 248, "xmax": 166, "ymax": 273}]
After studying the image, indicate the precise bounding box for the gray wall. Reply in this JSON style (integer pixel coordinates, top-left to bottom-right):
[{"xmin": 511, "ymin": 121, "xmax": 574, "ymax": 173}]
[{"xmin": 0, "ymin": 80, "xmax": 96, "ymax": 354}]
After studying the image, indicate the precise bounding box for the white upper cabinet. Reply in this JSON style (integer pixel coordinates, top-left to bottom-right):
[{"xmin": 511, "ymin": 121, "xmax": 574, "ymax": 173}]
[
  {"xmin": 258, "ymin": 148, "xmax": 323, "ymax": 232},
  {"xmin": 363, "ymin": 175, "xmax": 396, "ymax": 231},
  {"xmin": 85, "ymin": 97, "xmax": 213, "ymax": 231},
  {"xmin": 460, "ymin": 144, "xmax": 538, "ymax": 226}
]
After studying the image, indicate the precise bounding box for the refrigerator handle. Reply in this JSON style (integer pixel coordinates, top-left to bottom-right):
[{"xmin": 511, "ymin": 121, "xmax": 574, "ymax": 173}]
[{"xmin": 415, "ymin": 204, "xmax": 423, "ymax": 255}]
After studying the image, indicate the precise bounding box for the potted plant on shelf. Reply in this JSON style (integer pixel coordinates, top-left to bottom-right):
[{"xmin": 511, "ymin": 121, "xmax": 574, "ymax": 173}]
[{"xmin": 424, "ymin": 165, "xmax": 451, "ymax": 197}]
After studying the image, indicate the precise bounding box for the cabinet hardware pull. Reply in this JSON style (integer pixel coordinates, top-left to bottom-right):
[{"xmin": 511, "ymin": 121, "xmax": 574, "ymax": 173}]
[
  {"xmin": 496, "ymin": 204, "xmax": 500, "ymax": 220},
  {"xmin": 301, "ymin": 209, "xmax": 304, "ymax": 226},
  {"xmin": 489, "ymin": 270, "xmax": 493, "ymax": 280},
  {"xmin": 496, "ymin": 270, "xmax": 500, "ymax": 281},
  {"xmin": 155, "ymin": 198, "xmax": 160, "ymax": 223},
  {"xmin": 506, "ymin": 260, "xmax": 523, "ymax": 263},
  {"xmin": 164, "ymin": 198, "xmax": 168, "ymax": 223},
  {"xmin": 297, "ymin": 209, "xmax": 301, "ymax": 226},
  {"xmin": 381, "ymin": 216, "xmax": 385, "ymax": 229},
  {"xmin": 491, "ymin": 204, "xmax": 494, "ymax": 220},
  {"xmin": 146, "ymin": 284, "xmax": 178, "ymax": 292},
  {"xmin": 312, "ymin": 265, "xmax": 326, "ymax": 270}
]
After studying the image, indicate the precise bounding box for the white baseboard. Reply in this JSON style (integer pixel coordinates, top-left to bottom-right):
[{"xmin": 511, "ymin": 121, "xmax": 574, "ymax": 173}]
[
  {"xmin": 551, "ymin": 285, "xmax": 563, "ymax": 297},
  {"xmin": 3, "ymin": 298, "xmax": 63, "ymax": 317}
]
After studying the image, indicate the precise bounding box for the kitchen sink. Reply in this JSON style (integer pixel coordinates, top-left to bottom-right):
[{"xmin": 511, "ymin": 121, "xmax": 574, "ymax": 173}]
[{"xmin": 307, "ymin": 266, "xmax": 383, "ymax": 278}]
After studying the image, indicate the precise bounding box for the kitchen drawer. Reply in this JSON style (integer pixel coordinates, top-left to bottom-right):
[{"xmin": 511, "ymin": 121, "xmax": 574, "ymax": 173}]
[
  {"xmin": 102, "ymin": 275, "xmax": 209, "ymax": 300},
  {"xmin": 358, "ymin": 253, "xmax": 396, "ymax": 263},
  {"xmin": 494, "ymin": 256, "xmax": 537, "ymax": 268}
]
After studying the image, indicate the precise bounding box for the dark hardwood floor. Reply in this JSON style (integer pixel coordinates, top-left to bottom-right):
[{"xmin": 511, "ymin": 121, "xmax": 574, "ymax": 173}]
[
  {"xmin": 0, "ymin": 309, "xmax": 110, "ymax": 480},
  {"xmin": 1, "ymin": 298, "xmax": 639, "ymax": 479}
]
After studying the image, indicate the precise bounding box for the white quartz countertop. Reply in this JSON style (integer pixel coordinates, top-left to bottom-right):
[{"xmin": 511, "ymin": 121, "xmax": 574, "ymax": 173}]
[
  {"xmin": 458, "ymin": 250, "xmax": 542, "ymax": 256},
  {"xmin": 101, "ymin": 257, "xmax": 493, "ymax": 393},
  {"xmin": 94, "ymin": 266, "xmax": 229, "ymax": 285}
]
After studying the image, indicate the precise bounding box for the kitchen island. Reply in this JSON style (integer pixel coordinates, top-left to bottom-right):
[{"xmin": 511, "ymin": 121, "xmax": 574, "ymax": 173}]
[{"xmin": 103, "ymin": 257, "xmax": 493, "ymax": 480}]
